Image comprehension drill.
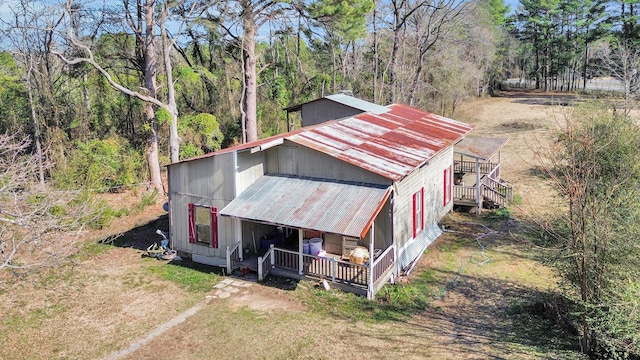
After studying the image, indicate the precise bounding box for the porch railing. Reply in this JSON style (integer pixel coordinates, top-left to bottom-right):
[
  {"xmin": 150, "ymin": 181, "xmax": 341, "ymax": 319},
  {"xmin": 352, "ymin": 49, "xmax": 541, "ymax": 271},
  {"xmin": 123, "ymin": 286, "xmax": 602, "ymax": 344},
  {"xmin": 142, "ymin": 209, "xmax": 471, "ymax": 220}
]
[
  {"xmin": 257, "ymin": 245, "xmax": 276, "ymax": 281},
  {"xmin": 371, "ymin": 245, "xmax": 395, "ymax": 285},
  {"xmin": 454, "ymin": 160, "xmax": 496, "ymax": 174},
  {"xmin": 273, "ymin": 247, "xmax": 299, "ymax": 272},
  {"xmin": 488, "ymin": 163, "xmax": 500, "ymax": 181},
  {"xmin": 226, "ymin": 241, "xmax": 242, "ymax": 275},
  {"xmin": 302, "ymin": 253, "xmax": 369, "ymax": 286},
  {"xmin": 268, "ymin": 247, "xmax": 381, "ymax": 287},
  {"xmin": 453, "ymin": 185, "xmax": 476, "ymax": 201}
]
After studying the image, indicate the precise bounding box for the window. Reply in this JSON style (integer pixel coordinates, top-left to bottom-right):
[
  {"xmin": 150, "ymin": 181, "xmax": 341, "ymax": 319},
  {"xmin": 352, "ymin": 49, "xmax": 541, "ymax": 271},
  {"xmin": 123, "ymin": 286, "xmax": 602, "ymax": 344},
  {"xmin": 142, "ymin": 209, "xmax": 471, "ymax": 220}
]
[
  {"xmin": 444, "ymin": 165, "xmax": 453, "ymax": 206},
  {"xmin": 412, "ymin": 188, "xmax": 424, "ymax": 238},
  {"xmin": 188, "ymin": 203, "xmax": 218, "ymax": 248}
]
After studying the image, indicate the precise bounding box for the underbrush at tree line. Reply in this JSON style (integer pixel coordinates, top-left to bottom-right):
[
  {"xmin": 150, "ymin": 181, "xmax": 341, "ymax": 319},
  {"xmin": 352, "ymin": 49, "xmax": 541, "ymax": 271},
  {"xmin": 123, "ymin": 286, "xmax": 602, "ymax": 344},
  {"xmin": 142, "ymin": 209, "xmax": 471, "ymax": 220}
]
[{"xmin": 537, "ymin": 101, "xmax": 640, "ymax": 358}]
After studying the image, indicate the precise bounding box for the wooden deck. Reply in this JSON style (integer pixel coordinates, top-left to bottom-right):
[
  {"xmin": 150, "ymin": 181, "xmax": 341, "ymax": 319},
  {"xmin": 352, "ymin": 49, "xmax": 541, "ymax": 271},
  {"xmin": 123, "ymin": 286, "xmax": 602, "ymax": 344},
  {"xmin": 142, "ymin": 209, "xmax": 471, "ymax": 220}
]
[{"xmin": 453, "ymin": 161, "xmax": 512, "ymax": 209}]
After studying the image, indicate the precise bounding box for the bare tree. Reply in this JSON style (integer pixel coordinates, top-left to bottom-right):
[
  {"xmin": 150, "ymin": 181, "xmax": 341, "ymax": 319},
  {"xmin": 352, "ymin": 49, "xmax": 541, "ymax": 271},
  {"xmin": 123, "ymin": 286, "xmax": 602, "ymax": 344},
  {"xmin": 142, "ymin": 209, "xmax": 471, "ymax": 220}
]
[
  {"xmin": 595, "ymin": 39, "xmax": 640, "ymax": 115},
  {"xmin": 1, "ymin": 1, "xmax": 65, "ymax": 185},
  {"xmin": 0, "ymin": 135, "xmax": 94, "ymax": 271},
  {"xmin": 538, "ymin": 103, "xmax": 640, "ymax": 355},
  {"xmin": 387, "ymin": 0, "xmax": 425, "ymax": 103},
  {"xmin": 405, "ymin": 0, "xmax": 468, "ymax": 106},
  {"xmin": 53, "ymin": 0, "xmax": 200, "ymax": 190}
]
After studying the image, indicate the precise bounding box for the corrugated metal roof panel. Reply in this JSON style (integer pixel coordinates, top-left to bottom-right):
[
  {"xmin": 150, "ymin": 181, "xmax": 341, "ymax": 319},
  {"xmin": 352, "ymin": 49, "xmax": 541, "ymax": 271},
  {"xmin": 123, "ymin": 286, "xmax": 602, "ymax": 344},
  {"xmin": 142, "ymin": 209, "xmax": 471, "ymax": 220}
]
[
  {"xmin": 173, "ymin": 101, "xmax": 474, "ymax": 181},
  {"xmin": 325, "ymin": 94, "xmax": 390, "ymax": 115},
  {"xmin": 288, "ymin": 103, "xmax": 474, "ymax": 180},
  {"xmin": 454, "ymin": 137, "xmax": 510, "ymax": 161},
  {"xmin": 220, "ymin": 175, "xmax": 391, "ymax": 238}
]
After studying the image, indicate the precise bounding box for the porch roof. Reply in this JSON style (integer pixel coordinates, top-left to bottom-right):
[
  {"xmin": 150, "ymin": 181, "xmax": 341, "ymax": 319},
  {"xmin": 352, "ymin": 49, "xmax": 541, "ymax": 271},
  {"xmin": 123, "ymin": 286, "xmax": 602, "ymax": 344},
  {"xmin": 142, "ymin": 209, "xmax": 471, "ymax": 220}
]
[
  {"xmin": 220, "ymin": 175, "xmax": 391, "ymax": 239},
  {"xmin": 454, "ymin": 137, "xmax": 509, "ymax": 161}
]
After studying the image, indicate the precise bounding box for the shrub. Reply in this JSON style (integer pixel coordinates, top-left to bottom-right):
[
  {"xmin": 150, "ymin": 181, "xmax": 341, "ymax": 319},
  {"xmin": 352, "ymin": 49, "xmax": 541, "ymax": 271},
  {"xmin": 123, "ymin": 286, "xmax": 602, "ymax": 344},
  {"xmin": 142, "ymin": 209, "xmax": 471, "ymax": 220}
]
[
  {"xmin": 178, "ymin": 113, "xmax": 224, "ymax": 159},
  {"xmin": 53, "ymin": 136, "xmax": 143, "ymax": 192}
]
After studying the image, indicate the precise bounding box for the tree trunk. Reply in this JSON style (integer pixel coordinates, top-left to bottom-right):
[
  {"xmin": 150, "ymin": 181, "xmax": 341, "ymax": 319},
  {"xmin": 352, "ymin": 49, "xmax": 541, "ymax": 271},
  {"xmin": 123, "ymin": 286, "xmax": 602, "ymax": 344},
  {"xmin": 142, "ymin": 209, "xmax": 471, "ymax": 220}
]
[
  {"xmin": 372, "ymin": 2, "xmax": 378, "ymax": 103},
  {"xmin": 242, "ymin": 1, "xmax": 258, "ymax": 143},
  {"xmin": 390, "ymin": 9, "xmax": 401, "ymax": 103},
  {"xmin": 144, "ymin": 0, "xmax": 163, "ymax": 192},
  {"xmin": 26, "ymin": 56, "xmax": 45, "ymax": 186},
  {"xmin": 407, "ymin": 51, "xmax": 425, "ymax": 106},
  {"xmin": 161, "ymin": 5, "xmax": 180, "ymax": 163}
]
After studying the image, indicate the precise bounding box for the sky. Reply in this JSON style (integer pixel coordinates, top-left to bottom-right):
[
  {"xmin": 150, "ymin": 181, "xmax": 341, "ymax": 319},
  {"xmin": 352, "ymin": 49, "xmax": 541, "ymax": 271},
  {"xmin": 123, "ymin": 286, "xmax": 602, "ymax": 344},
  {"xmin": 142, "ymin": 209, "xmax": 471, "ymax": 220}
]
[{"xmin": 506, "ymin": 0, "xmax": 520, "ymax": 13}]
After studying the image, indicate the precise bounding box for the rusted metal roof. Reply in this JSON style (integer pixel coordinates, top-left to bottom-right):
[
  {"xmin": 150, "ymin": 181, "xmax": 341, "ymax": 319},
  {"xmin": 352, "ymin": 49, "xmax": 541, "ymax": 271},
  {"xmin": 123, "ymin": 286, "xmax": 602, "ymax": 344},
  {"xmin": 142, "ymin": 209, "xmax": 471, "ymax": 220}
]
[
  {"xmin": 171, "ymin": 103, "xmax": 474, "ymax": 181},
  {"xmin": 220, "ymin": 175, "xmax": 392, "ymax": 238},
  {"xmin": 288, "ymin": 104, "xmax": 473, "ymax": 181},
  {"xmin": 454, "ymin": 137, "xmax": 509, "ymax": 161}
]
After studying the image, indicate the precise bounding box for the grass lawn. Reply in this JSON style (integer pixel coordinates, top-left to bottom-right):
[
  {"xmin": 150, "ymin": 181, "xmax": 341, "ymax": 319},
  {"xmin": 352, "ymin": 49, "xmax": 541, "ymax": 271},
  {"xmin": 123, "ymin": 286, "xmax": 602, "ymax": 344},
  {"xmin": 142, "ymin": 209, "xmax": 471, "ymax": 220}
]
[{"xmin": 0, "ymin": 92, "xmax": 590, "ymax": 359}]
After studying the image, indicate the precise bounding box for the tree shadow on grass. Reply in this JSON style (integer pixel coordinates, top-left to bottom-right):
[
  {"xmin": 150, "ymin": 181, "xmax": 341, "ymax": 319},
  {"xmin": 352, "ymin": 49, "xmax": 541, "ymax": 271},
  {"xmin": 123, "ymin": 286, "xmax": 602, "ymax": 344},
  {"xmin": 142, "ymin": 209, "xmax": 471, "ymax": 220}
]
[
  {"xmin": 98, "ymin": 214, "xmax": 169, "ymax": 251},
  {"xmin": 352, "ymin": 270, "xmax": 581, "ymax": 359}
]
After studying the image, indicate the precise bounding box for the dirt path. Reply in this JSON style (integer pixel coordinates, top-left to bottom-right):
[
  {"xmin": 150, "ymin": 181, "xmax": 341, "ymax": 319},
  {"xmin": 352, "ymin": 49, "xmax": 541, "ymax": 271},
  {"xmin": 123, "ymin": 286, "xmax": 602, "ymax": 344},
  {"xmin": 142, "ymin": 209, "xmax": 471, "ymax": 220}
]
[{"xmin": 104, "ymin": 301, "xmax": 207, "ymax": 360}]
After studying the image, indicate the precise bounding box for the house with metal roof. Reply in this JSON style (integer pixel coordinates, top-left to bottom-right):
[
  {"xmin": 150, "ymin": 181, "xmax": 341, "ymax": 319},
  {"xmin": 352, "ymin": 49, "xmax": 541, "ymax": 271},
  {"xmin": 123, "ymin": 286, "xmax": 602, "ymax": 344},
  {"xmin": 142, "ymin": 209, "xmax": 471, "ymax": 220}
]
[{"xmin": 167, "ymin": 99, "xmax": 475, "ymax": 299}]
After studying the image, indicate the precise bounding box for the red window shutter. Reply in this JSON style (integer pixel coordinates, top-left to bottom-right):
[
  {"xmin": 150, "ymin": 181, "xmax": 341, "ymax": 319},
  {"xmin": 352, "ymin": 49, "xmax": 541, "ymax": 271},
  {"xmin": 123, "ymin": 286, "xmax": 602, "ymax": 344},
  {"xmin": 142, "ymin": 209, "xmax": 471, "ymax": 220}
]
[
  {"xmin": 210, "ymin": 207, "xmax": 218, "ymax": 248},
  {"xmin": 443, "ymin": 168, "xmax": 447, "ymax": 206},
  {"xmin": 188, "ymin": 203, "xmax": 196, "ymax": 244},
  {"xmin": 412, "ymin": 192, "xmax": 417, "ymax": 238},
  {"xmin": 421, "ymin": 187, "xmax": 425, "ymax": 230}
]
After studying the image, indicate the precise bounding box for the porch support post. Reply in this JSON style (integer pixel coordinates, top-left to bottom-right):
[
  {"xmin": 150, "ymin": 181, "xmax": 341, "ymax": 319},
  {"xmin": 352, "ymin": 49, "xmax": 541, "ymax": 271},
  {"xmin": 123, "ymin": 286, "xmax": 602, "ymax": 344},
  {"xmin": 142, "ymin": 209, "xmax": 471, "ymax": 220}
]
[
  {"xmin": 298, "ymin": 230, "xmax": 304, "ymax": 275},
  {"xmin": 476, "ymin": 158, "xmax": 482, "ymax": 215},
  {"xmin": 368, "ymin": 222, "xmax": 375, "ymax": 300},
  {"xmin": 234, "ymin": 218, "xmax": 243, "ymax": 261}
]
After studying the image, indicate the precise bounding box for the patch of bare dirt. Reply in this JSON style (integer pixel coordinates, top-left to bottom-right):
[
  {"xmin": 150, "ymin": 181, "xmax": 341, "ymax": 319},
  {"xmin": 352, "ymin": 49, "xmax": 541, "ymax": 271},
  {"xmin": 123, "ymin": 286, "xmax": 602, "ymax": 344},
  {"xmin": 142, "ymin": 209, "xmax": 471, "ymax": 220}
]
[
  {"xmin": 501, "ymin": 120, "xmax": 543, "ymax": 130},
  {"xmin": 227, "ymin": 285, "xmax": 306, "ymax": 313}
]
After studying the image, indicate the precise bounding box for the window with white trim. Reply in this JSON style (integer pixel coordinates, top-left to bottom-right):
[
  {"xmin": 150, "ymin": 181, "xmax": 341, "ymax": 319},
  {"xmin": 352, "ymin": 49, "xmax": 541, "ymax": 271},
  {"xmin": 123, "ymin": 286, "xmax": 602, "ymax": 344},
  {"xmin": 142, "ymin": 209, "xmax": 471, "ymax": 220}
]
[{"xmin": 188, "ymin": 203, "xmax": 218, "ymax": 248}]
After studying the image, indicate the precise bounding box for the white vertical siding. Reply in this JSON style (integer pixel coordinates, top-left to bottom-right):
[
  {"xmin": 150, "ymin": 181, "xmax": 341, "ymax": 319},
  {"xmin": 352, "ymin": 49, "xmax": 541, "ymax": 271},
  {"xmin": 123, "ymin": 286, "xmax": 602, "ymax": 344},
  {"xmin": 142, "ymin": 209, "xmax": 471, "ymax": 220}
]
[
  {"xmin": 236, "ymin": 150, "xmax": 264, "ymax": 195},
  {"xmin": 393, "ymin": 147, "xmax": 454, "ymax": 270},
  {"xmin": 168, "ymin": 152, "xmax": 237, "ymax": 259},
  {"xmin": 265, "ymin": 141, "xmax": 390, "ymax": 186}
]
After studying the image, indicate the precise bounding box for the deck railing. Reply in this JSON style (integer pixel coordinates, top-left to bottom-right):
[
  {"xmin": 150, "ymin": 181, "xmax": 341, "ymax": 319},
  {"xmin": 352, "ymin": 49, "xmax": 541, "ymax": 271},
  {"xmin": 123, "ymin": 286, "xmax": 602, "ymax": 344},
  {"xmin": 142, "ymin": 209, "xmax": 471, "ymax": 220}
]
[
  {"xmin": 488, "ymin": 163, "xmax": 500, "ymax": 181},
  {"xmin": 257, "ymin": 245, "xmax": 276, "ymax": 281},
  {"xmin": 371, "ymin": 245, "xmax": 395, "ymax": 284},
  {"xmin": 453, "ymin": 185, "xmax": 477, "ymax": 201},
  {"xmin": 454, "ymin": 160, "xmax": 496, "ymax": 174},
  {"xmin": 226, "ymin": 241, "xmax": 242, "ymax": 275}
]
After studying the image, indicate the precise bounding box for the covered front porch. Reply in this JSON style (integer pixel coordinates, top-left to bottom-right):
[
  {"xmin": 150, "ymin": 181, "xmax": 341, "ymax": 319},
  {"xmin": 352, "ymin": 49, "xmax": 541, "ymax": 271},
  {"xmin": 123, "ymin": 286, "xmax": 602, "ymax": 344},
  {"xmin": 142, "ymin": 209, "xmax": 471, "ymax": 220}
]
[
  {"xmin": 221, "ymin": 175, "xmax": 396, "ymax": 299},
  {"xmin": 453, "ymin": 137, "xmax": 513, "ymax": 213}
]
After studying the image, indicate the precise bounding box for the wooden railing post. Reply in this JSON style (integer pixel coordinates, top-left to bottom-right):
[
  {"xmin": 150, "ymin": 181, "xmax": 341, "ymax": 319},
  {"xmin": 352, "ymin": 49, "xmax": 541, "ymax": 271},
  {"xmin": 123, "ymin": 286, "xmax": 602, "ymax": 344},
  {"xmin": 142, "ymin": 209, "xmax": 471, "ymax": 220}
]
[
  {"xmin": 298, "ymin": 231, "xmax": 304, "ymax": 275},
  {"xmin": 258, "ymin": 255, "xmax": 264, "ymax": 281},
  {"xmin": 270, "ymin": 244, "xmax": 275, "ymax": 266},
  {"xmin": 331, "ymin": 258, "xmax": 336, "ymax": 282}
]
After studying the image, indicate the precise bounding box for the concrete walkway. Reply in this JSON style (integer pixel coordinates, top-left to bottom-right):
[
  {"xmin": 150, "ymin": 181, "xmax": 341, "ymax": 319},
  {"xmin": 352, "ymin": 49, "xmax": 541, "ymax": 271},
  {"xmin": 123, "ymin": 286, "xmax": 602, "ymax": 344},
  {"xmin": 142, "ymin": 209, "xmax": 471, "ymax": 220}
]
[{"xmin": 104, "ymin": 277, "xmax": 254, "ymax": 360}]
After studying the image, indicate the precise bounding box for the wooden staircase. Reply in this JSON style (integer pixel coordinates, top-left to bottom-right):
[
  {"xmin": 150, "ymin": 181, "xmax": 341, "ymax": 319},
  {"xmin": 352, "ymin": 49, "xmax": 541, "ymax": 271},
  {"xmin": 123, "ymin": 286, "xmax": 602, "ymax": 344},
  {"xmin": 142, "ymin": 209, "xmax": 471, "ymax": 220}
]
[{"xmin": 481, "ymin": 177, "xmax": 513, "ymax": 209}]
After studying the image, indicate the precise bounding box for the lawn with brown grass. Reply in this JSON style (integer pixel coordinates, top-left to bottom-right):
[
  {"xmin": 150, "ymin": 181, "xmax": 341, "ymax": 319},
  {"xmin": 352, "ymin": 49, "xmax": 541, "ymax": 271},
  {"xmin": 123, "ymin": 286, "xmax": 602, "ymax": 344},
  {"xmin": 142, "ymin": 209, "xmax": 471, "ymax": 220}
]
[{"xmin": 0, "ymin": 90, "xmax": 590, "ymax": 360}]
